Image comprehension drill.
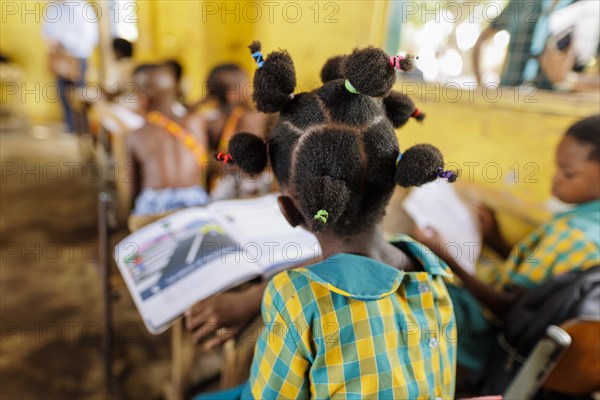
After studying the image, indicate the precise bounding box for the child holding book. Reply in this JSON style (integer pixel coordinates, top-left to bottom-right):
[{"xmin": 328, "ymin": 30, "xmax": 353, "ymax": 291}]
[
  {"xmin": 195, "ymin": 42, "xmax": 458, "ymax": 399},
  {"xmin": 414, "ymin": 114, "xmax": 600, "ymax": 375}
]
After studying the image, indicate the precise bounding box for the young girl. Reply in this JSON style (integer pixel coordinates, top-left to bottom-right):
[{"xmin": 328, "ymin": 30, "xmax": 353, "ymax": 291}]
[
  {"xmin": 198, "ymin": 42, "xmax": 458, "ymax": 399},
  {"xmin": 415, "ymin": 114, "xmax": 600, "ymax": 375}
]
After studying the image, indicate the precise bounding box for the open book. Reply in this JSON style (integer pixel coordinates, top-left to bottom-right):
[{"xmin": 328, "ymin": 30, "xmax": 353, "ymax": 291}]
[
  {"xmin": 114, "ymin": 194, "xmax": 320, "ymax": 334},
  {"xmin": 402, "ymin": 181, "xmax": 482, "ymax": 275}
]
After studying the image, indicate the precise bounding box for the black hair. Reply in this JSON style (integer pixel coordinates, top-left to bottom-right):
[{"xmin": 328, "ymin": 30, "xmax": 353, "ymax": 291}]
[
  {"xmin": 320, "ymin": 55, "xmax": 346, "ymax": 84},
  {"xmin": 163, "ymin": 59, "xmax": 183, "ymax": 83},
  {"xmin": 229, "ymin": 42, "xmax": 456, "ymax": 236},
  {"xmin": 565, "ymin": 115, "xmax": 600, "ymax": 161},
  {"xmin": 382, "ymin": 91, "xmax": 426, "ymax": 128},
  {"xmin": 133, "ymin": 63, "xmax": 159, "ymax": 77},
  {"xmin": 113, "ymin": 38, "xmax": 133, "ymax": 59},
  {"xmin": 206, "ymin": 63, "xmax": 245, "ymax": 104}
]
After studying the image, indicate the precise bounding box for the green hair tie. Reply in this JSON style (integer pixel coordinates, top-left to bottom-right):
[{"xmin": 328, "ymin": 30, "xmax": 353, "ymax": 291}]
[
  {"xmin": 344, "ymin": 79, "xmax": 359, "ymax": 94},
  {"xmin": 314, "ymin": 209, "xmax": 329, "ymax": 224}
]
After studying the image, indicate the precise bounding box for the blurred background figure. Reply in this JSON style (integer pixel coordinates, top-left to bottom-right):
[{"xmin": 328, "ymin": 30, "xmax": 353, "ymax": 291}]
[
  {"xmin": 473, "ymin": 0, "xmax": 600, "ymax": 91},
  {"xmin": 193, "ymin": 63, "xmax": 272, "ymax": 200},
  {"xmin": 126, "ymin": 63, "xmax": 209, "ymax": 231},
  {"xmin": 42, "ymin": 0, "xmax": 98, "ymax": 132}
]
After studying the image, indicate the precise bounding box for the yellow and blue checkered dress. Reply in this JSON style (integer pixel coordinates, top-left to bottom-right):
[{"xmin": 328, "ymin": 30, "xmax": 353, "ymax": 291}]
[
  {"xmin": 494, "ymin": 199, "xmax": 600, "ymax": 291},
  {"xmin": 249, "ymin": 235, "xmax": 456, "ymax": 399}
]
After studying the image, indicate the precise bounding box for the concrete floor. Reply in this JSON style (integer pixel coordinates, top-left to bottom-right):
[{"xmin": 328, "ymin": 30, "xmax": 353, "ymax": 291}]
[{"xmin": 0, "ymin": 129, "xmax": 172, "ymax": 399}]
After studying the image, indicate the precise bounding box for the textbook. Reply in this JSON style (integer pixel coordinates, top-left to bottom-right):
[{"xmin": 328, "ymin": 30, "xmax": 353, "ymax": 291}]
[
  {"xmin": 402, "ymin": 181, "xmax": 482, "ymax": 275},
  {"xmin": 114, "ymin": 194, "xmax": 320, "ymax": 334}
]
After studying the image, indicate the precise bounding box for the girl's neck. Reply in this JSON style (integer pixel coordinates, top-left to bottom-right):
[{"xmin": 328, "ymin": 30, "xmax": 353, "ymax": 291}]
[
  {"xmin": 317, "ymin": 225, "xmax": 390, "ymax": 260},
  {"xmin": 317, "ymin": 225, "xmax": 419, "ymax": 272}
]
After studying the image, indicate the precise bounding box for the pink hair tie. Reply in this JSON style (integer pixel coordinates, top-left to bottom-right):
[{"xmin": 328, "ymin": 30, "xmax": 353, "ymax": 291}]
[{"xmin": 388, "ymin": 55, "xmax": 416, "ymax": 72}]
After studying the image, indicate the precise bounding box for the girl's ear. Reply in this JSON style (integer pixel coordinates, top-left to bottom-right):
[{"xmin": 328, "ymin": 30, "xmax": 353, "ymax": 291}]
[{"xmin": 277, "ymin": 195, "xmax": 304, "ymax": 228}]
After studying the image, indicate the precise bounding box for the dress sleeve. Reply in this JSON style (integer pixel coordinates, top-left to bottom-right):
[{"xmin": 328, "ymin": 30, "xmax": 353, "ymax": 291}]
[
  {"xmin": 501, "ymin": 221, "xmax": 600, "ymax": 289},
  {"xmin": 248, "ymin": 278, "xmax": 312, "ymax": 399}
]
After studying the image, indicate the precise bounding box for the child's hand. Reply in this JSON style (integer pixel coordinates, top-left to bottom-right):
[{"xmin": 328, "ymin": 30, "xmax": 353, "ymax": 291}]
[
  {"xmin": 411, "ymin": 226, "xmax": 443, "ymax": 253},
  {"xmin": 185, "ymin": 284, "xmax": 263, "ymax": 349}
]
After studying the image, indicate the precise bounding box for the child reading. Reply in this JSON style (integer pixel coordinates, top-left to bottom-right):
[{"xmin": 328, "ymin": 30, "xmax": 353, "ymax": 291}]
[
  {"xmin": 414, "ymin": 114, "xmax": 600, "ymax": 374},
  {"xmin": 197, "ymin": 42, "xmax": 458, "ymax": 399}
]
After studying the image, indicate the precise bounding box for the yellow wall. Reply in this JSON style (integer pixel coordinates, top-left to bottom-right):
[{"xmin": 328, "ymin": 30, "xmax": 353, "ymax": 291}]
[
  {"xmin": 1, "ymin": 1, "xmax": 61, "ymax": 122},
  {"xmin": 394, "ymin": 85, "xmax": 599, "ymax": 244}
]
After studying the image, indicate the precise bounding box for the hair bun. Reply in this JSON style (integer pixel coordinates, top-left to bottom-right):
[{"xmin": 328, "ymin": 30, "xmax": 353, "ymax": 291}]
[
  {"xmin": 250, "ymin": 41, "xmax": 297, "ymax": 113},
  {"xmin": 395, "ymin": 144, "xmax": 457, "ymax": 187},
  {"xmin": 227, "ymin": 132, "xmax": 268, "ymax": 176},
  {"xmin": 342, "ymin": 46, "xmax": 396, "ymax": 97},
  {"xmin": 297, "ymin": 176, "xmax": 350, "ymax": 233},
  {"xmin": 383, "ymin": 91, "xmax": 425, "ymax": 128},
  {"xmin": 320, "ymin": 55, "xmax": 347, "ymax": 84}
]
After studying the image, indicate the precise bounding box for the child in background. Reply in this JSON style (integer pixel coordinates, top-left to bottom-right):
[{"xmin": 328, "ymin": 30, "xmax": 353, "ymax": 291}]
[
  {"xmin": 126, "ymin": 64, "xmax": 209, "ymax": 231},
  {"xmin": 191, "ymin": 64, "xmax": 272, "ymax": 199},
  {"xmin": 197, "ymin": 42, "xmax": 458, "ymax": 399},
  {"xmin": 414, "ymin": 114, "xmax": 600, "ymax": 377}
]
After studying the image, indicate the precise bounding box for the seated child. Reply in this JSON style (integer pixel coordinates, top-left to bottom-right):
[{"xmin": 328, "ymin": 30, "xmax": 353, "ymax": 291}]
[
  {"xmin": 196, "ymin": 42, "xmax": 458, "ymax": 399},
  {"xmin": 192, "ymin": 63, "xmax": 272, "ymax": 200},
  {"xmin": 414, "ymin": 114, "xmax": 600, "ymax": 373},
  {"xmin": 126, "ymin": 63, "xmax": 209, "ymax": 227}
]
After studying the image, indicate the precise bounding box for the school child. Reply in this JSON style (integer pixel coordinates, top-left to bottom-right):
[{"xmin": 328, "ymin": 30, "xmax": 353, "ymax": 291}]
[
  {"xmin": 126, "ymin": 63, "xmax": 209, "ymax": 230},
  {"xmin": 196, "ymin": 42, "xmax": 458, "ymax": 399},
  {"xmin": 414, "ymin": 114, "xmax": 600, "ymax": 375}
]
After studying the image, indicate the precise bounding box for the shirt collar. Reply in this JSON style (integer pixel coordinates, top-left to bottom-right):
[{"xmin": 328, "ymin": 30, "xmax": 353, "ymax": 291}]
[{"xmin": 300, "ymin": 235, "xmax": 451, "ymax": 300}]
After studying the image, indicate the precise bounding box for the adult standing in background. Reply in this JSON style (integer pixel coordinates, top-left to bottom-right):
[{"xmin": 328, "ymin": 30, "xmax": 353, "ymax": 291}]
[{"xmin": 42, "ymin": 0, "xmax": 99, "ymax": 133}]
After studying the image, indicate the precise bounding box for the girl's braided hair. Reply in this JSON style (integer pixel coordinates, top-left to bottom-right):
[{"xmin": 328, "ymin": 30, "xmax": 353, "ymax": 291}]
[{"xmin": 228, "ymin": 42, "xmax": 456, "ymax": 236}]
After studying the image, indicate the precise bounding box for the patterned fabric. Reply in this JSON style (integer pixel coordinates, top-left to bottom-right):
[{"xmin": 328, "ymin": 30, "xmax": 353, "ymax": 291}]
[
  {"xmin": 451, "ymin": 199, "xmax": 600, "ymax": 370},
  {"xmin": 132, "ymin": 185, "xmax": 209, "ymax": 215},
  {"xmin": 249, "ymin": 235, "xmax": 457, "ymax": 399},
  {"xmin": 494, "ymin": 199, "xmax": 600, "ymax": 291}
]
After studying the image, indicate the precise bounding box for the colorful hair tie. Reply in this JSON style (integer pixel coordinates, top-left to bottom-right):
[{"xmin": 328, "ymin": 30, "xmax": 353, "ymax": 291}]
[
  {"xmin": 396, "ymin": 152, "xmax": 403, "ymax": 167},
  {"xmin": 314, "ymin": 209, "xmax": 329, "ymax": 224},
  {"xmin": 215, "ymin": 152, "xmax": 233, "ymax": 164},
  {"xmin": 388, "ymin": 54, "xmax": 416, "ymax": 72},
  {"xmin": 411, "ymin": 109, "xmax": 422, "ymax": 119},
  {"xmin": 436, "ymin": 167, "xmax": 456, "ymax": 181},
  {"xmin": 251, "ymin": 50, "xmax": 265, "ymax": 68},
  {"xmin": 344, "ymin": 79, "xmax": 359, "ymax": 94}
]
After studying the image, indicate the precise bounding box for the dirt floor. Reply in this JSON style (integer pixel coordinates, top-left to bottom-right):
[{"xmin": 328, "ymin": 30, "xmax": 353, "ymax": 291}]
[{"xmin": 0, "ymin": 128, "xmax": 177, "ymax": 399}]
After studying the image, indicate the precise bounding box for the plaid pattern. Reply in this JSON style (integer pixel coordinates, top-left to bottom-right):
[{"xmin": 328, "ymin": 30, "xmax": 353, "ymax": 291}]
[
  {"xmin": 249, "ymin": 236, "xmax": 456, "ymax": 399},
  {"xmin": 491, "ymin": 0, "xmax": 574, "ymax": 88},
  {"xmin": 495, "ymin": 200, "xmax": 600, "ymax": 291}
]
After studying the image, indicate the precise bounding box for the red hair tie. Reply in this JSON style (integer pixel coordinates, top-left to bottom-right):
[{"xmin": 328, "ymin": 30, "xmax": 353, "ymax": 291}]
[
  {"xmin": 410, "ymin": 108, "xmax": 425, "ymax": 122},
  {"xmin": 216, "ymin": 152, "xmax": 233, "ymax": 164}
]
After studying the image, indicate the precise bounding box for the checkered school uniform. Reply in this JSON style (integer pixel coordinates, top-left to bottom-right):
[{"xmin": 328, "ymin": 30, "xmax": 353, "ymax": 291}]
[
  {"xmin": 248, "ymin": 235, "xmax": 456, "ymax": 399},
  {"xmin": 495, "ymin": 199, "xmax": 600, "ymax": 291}
]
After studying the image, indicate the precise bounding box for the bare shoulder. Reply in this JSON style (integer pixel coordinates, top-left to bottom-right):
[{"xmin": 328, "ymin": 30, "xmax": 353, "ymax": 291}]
[{"xmin": 183, "ymin": 112, "xmax": 208, "ymax": 141}]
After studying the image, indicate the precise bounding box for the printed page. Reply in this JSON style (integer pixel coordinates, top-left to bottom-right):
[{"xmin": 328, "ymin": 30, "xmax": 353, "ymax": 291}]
[
  {"xmin": 208, "ymin": 194, "xmax": 321, "ymax": 277},
  {"xmin": 403, "ymin": 181, "xmax": 481, "ymax": 274},
  {"xmin": 113, "ymin": 207, "xmax": 263, "ymax": 334}
]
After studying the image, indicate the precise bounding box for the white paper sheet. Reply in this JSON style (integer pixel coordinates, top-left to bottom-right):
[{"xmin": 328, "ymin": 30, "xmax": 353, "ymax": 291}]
[{"xmin": 402, "ymin": 181, "xmax": 481, "ymax": 274}]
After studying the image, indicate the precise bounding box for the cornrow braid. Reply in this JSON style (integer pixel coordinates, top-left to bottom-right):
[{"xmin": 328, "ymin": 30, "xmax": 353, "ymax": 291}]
[{"xmin": 230, "ymin": 43, "xmax": 457, "ymax": 236}]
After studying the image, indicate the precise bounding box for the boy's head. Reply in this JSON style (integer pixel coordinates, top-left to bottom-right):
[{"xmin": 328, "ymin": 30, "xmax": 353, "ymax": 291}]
[
  {"xmin": 133, "ymin": 64, "xmax": 177, "ymax": 110},
  {"xmin": 227, "ymin": 42, "xmax": 456, "ymax": 237},
  {"xmin": 552, "ymin": 115, "xmax": 600, "ymax": 204},
  {"xmin": 113, "ymin": 38, "xmax": 133, "ymax": 60},
  {"xmin": 206, "ymin": 64, "xmax": 248, "ymax": 105}
]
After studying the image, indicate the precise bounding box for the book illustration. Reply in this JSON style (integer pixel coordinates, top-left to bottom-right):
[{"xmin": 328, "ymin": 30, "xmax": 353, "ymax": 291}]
[{"xmin": 121, "ymin": 220, "xmax": 239, "ymax": 300}]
